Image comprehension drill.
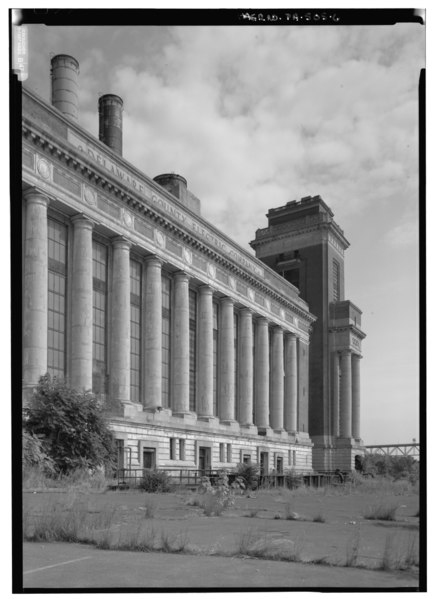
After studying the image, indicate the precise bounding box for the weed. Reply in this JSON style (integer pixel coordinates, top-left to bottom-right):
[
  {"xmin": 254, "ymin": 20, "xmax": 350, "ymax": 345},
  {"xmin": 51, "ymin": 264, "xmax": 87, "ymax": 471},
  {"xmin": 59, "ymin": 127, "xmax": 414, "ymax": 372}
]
[
  {"xmin": 284, "ymin": 503, "xmax": 302, "ymax": 521},
  {"xmin": 245, "ymin": 509, "xmax": 259, "ymax": 518},
  {"xmin": 138, "ymin": 469, "xmax": 172, "ymax": 493},
  {"xmin": 142, "ymin": 495, "xmax": 157, "ymax": 519},
  {"xmin": 273, "ymin": 513, "xmax": 282, "ymax": 520},
  {"xmin": 236, "ymin": 529, "xmax": 303, "ymax": 562},
  {"xmin": 363, "ymin": 501, "xmax": 399, "ymax": 521},
  {"xmin": 312, "ymin": 513, "xmax": 326, "ymax": 523},
  {"xmin": 345, "ymin": 529, "xmax": 361, "ymax": 567},
  {"xmin": 380, "ymin": 532, "xmax": 419, "ymax": 571}
]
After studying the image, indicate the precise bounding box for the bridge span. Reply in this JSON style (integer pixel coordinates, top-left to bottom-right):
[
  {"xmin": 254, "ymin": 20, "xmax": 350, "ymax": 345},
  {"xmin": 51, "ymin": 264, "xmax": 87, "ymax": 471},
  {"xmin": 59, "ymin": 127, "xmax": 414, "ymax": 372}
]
[{"xmin": 364, "ymin": 443, "xmax": 419, "ymax": 459}]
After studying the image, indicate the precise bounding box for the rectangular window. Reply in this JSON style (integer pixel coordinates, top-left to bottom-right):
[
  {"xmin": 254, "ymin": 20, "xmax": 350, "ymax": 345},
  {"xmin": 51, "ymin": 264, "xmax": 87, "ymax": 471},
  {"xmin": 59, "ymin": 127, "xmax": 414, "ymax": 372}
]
[
  {"xmin": 162, "ymin": 275, "xmax": 171, "ymax": 408},
  {"xmin": 130, "ymin": 260, "xmax": 142, "ymax": 403},
  {"xmin": 179, "ymin": 439, "xmax": 185, "ymax": 461},
  {"xmin": 213, "ymin": 302, "xmax": 219, "ymax": 416},
  {"xmin": 333, "ymin": 259, "xmax": 340, "ymax": 301},
  {"xmin": 170, "ymin": 438, "xmax": 177, "ymax": 460},
  {"xmin": 189, "ymin": 289, "xmax": 197, "ymax": 412},
  {"xmin": 92, "ymin": 241, "xmax": 107, "ymax": 394},
  {"xmin": 227, "ymin": 443, "xmax": 232, "ymax": 463},
  {"xmin": 219, "ymin": 443, "xmax": 225, "ymax": 462},
  {"xmin": 47, "ymin": 219, "xmax": 67, "ymax": 379}
]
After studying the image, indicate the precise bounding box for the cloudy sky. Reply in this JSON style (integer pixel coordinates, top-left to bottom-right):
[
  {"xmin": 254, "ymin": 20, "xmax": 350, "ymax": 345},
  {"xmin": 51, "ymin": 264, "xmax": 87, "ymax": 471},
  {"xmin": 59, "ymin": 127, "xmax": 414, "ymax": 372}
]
[{"xmin": 23, "ymin": 14, "xmax": 425, "ymax": 445}]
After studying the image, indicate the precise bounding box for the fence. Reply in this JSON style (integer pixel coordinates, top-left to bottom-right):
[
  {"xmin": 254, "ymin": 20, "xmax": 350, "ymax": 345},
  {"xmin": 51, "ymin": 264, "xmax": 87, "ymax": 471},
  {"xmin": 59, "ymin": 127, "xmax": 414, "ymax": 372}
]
[{"xmin": 109, "ymin": 468, "xmax": 344, "ymax": 490}]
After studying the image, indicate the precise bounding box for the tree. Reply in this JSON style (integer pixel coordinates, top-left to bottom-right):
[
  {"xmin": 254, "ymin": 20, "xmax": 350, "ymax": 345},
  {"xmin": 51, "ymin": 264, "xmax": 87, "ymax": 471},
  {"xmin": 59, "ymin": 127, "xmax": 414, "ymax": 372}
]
[{"xmin": 24, "ymin": 374, "xmax": 116, "ymax": 474}]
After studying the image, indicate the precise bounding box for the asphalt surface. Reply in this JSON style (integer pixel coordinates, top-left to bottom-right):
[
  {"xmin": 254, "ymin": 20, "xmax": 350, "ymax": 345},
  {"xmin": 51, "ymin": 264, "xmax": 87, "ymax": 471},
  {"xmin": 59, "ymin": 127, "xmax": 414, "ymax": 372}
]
[{"xmin": 22, "ymin": 542, "xmax": 419, "ymax": 590}]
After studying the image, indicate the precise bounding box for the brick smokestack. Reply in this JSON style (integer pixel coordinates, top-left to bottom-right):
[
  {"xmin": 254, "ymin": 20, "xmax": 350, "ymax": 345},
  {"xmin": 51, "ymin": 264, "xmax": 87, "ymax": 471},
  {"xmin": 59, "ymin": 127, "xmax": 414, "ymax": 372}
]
[
  {"xmin": 98, "ymin": 94, "xmax": 123, "ymax": 156},
  {"xmin": 50, "ymin": 54, "xmax": 80, "ymax": 121}
]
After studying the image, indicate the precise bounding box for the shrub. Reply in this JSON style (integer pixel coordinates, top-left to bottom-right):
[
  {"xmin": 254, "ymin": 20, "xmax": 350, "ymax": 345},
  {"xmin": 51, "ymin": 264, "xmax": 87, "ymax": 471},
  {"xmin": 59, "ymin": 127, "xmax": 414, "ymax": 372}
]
[
  {"xmin": 23, "ymin": 374, "xmax": 116, "ymax": 475},
  {"xmin": 22, "ymin": 430, "xmax": 56, "ymax": 475},
  {"xmin": 138, "ymin": 469, "xmax": 172, "ymax": 493},
  {"xmin": 284, "ymin": 469, "xmax": 304, "ymax": 490},
  {"xmin": 363, "ymin": 501, "xmax": 399, "ymax": 521},
  {"xmin": 197, "ymin": 471, "xmax": 244, "ymax": 516},
  {"xmin": 235, "ymin": 462, "xmax": 260, "ymax": 490}
]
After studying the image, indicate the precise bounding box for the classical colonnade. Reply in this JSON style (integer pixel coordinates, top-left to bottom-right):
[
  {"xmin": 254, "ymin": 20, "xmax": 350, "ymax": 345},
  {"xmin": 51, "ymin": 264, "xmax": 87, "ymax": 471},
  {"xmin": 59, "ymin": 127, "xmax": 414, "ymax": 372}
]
[
  {"xmin": 23, "ymin": 189, "xmax": 303, "ymax": 433},
  {"xmin": 332, "ymin": 350, "xmax": 361, "ymax": 440}
]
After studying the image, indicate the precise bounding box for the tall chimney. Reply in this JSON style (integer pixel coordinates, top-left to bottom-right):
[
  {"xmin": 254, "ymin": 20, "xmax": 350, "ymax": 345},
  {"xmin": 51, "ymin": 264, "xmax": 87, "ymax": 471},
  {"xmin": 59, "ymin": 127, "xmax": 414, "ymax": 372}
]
[
  {"xmin": 153, "ymin": 173, "xmax": 188, "ymax": 203},
  {"xmin": 98, "ymin": 94, "xmax": 123, "ymax": 156},
  {"xmin": 50, "ymin": 54, "xmax": 80, "ymax": 121}
]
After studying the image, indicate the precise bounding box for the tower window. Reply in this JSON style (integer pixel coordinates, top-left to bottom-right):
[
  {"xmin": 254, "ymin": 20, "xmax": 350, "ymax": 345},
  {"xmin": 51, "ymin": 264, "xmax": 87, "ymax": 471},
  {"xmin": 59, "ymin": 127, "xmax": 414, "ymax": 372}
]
[
  {"xmin": 333, "ymin": 259, "xmax": 340, "ymax": 301},
  {"xmin": 284, "ymin": 268, "xmax": 300, "ymax": 290}
]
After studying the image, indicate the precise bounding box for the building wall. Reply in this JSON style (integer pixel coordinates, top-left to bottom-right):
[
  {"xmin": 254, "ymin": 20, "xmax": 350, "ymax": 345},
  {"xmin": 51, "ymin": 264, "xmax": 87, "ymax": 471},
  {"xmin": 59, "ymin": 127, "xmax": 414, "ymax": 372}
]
[{"xmin": 22, "ymin": 85, "xmax": 317, "ymax": 474}]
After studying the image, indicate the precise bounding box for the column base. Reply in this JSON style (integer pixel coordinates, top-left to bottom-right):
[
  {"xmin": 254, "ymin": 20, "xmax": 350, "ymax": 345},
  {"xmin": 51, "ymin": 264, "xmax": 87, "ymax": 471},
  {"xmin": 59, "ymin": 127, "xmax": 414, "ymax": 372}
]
[
  {"xmin": 256, "ymin": 426, "xmax": 273, "ymax": 438},
  {"xmin": 121, "ymin": 401, "xmax": 143, "ymax": 418},
  {"xmin": 197, "ymin": 415, "xmax": 220, "ymax": 425},
  {"xmin": 220, "ymin": 419, "xmax": 240, "ymax": 432},
  {"xmin": 172, "ymin": 411, "xmax": 197, "ymax": 423},
  {"xmin": 273, "ymin": 429, "xmax": 289, "ymax": 440},
  {"xmin": 239, "ymin": 423, "xmax": 258, "ymax": 434}
]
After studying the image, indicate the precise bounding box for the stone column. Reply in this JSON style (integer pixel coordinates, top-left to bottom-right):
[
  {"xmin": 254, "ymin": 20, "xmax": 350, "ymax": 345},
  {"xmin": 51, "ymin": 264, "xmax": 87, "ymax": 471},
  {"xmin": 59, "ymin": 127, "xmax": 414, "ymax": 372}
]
[
  {"xmin": 270, "ymin": 327, "xmax": 284, "ymax": 430},
  {"xmin": 284, "ymin": 333, "xmax": 298, "ymax": 432},
  {"xmin": 23, "ymin": 189, "xmax": 49, "ymax": 390},
  {"xmin": 110, "ymin": 237, "xmax": 131, "ymax": 405},
  {"xmin": 219, "ymin": 297, "xmax": 235, "ymax": 422},
  {"xmin": 352, "ymin": 354, "xmax": 361, "ymax": 440},
  {"xmin": 144, "ymin": 256, "xmax": 162, "ymax": 408},
  {"xmin": 332, "ymin": 352, "xmax": 340, "ymax": 437},
  {"xmin": 197, "ymin": 285, "xmax": 213, "ymax": 417},
  {"xmin": 70, "ymin": 214, "xmax": 94, "ymax": 391},
  {"xmin": 340, "ymin": 350, "xmax": 352, "ymax": 438},
  {"xmin": 254, "ymin": 317, "xmax": 269, "ymax": 429},
  {"xmin": 172, "ymin": 272, "xmax": 190, "ymax": 414},
  {"xmin": 238, "ymin": 308, "xmax": 253, "ymax": 425}
]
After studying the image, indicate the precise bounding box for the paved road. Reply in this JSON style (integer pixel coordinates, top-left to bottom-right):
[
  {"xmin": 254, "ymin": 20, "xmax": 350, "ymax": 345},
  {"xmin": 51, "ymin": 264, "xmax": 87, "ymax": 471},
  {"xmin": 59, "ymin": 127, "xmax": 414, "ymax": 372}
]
[{"xmin": 22, "ymin": 542, "xmax": 419, "ymax": 590}]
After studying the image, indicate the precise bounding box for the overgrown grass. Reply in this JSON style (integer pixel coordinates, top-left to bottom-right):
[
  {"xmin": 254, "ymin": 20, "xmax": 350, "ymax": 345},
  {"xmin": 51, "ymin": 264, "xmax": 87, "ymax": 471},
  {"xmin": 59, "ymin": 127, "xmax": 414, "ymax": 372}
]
[
  {"xmin": 312, "ymin": 513, "xmax": 326, "ymax": 523},
  {"xmin": 345, "ymin": 529, "xmax": 361, "ymax": 567},
  {"xmin": 23, "ymin": 466, "xmax": 109, "ymax": 492},
  {"xmin": 380, "ymin": 532, "xmax": 419, "ymax": 571},
  {"xmin": 363, "ymin": 501, "xmax": 399, "ymax": 521},
  {"xmin": 236, "ymin": 528, "xmax": 303, "ymax": 562},
  {"xmin": 23, "ymin": 493, "xmax": 118, "ymax": 543},
  {"xmin": 142, "ymin": 495, "xmax": 157, "ymax": 519}
]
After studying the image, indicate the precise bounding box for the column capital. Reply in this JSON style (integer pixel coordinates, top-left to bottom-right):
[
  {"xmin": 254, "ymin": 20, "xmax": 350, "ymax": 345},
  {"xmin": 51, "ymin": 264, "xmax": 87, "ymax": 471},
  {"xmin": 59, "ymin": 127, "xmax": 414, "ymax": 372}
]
[
  {"xmin": 239, "ymin": 307, "xmax": 254, "ymax": 317},
  {"xmin": 220, "ymin": 295, "xmax": 234, "ymax": 307},
  {"xmin": 174, "ymin": 270, "xmax": 189, "ymax": 283},
  {"xmin": 341, "ymin": 349, "xmax": 352, "ymax": 356},
  {"xmin": 144, "ymin": 254, "xmax": 163, "ymax": 267},
  {"xmin": 71, "ymin": 213, "xmax": 94, "ymax": 230},
  {"xmin": 112, "ymin": 236, "xmax": 131, "ymax": 251},
  {"xmin": 198, "ymin": 284, "xmax": 213, "ymax": 296},
  {"xmin": 255, "ymin": 316, "xmax": 268, "ymax": 326},
  {"xmin": 23, "ymin": 187, "xmax": 50, "ymax": 207},
  {"xmin": 285, "ymin": 331, "xmax": 297, "ymax": 339},
  {"xmin": 272, "ymin": 325, "xmax": 284, "ymax": 335}
]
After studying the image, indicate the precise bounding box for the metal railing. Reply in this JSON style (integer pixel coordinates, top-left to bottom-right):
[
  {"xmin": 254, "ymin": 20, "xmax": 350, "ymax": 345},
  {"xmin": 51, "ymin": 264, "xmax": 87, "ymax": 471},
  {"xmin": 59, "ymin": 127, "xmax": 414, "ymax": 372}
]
[{"xmin": 109, "ymin": 468, "xmax": 343, "ymax": 490}]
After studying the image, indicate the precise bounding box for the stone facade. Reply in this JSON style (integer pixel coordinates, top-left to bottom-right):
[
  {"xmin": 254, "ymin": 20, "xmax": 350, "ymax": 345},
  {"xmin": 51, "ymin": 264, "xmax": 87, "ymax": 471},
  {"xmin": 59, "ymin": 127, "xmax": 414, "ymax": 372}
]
[
  {"xmin": 251, "ymin": 196, "xmax": 366, "ymax": 470},
  {"xmin": 21, "ymin": 74, "xmax": 316, "ymax": 476}
]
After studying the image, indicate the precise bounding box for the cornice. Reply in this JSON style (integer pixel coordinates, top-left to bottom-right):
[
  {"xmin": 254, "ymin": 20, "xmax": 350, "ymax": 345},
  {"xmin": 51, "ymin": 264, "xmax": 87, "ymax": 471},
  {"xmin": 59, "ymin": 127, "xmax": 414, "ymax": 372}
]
[
  {"xmin": 22, "ymin": 121, "xmax": 315, "ymax": 326},
  {"xmin": 329, "ymin": 324, "xmax": 366, "ymax": 340}
]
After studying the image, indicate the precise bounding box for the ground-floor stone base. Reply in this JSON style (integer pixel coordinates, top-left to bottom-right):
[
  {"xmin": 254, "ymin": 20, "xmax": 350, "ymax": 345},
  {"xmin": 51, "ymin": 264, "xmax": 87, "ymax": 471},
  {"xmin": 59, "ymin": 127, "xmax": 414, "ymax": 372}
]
[
  {"xmin": 108, "ymin": 407, "xmax": 314, "ymax": 474},
  {"xmin": 311, "ymin": 436, "xmax": 365, "ymax": 472}
]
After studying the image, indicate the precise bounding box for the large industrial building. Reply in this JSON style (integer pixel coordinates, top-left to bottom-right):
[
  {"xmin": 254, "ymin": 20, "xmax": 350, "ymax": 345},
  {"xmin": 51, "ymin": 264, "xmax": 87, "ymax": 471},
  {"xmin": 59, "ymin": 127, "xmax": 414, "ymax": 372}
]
[{"xmin": 21, "ymin": 54, "xmax": 365, "ymax": 475}]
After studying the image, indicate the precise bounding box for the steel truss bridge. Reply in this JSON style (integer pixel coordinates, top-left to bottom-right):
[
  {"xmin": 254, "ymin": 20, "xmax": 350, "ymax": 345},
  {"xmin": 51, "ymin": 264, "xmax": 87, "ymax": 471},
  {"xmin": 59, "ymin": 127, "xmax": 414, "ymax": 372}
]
[{"xmin": 364, "ymin": 443, "xmax": 420, "ymax": 459}]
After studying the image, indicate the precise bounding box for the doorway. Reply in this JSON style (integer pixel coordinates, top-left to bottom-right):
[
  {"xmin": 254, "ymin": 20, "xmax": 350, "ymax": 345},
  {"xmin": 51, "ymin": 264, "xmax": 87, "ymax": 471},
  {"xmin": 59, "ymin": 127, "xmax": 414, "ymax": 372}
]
[
  {"xmin": 260, "ymin": 451, "xmax": 269, "ymax": 477},
  {"xmin": 198, "ymin": 446, "xmax": 211, "ymax": 474},
  {"xmin": 143, "ymin": 448, "xmax": 156, "ymax": 469}
]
